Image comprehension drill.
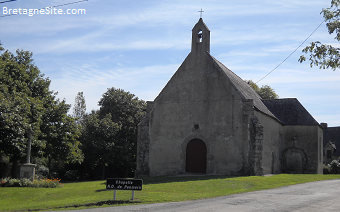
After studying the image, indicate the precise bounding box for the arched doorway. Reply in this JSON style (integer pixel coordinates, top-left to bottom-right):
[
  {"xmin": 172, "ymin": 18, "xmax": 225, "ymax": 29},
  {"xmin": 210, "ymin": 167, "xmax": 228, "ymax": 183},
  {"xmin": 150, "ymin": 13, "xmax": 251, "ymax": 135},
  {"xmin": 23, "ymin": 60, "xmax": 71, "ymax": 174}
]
[
  {"xmin": 282, "ymin": 147, "xmax": 307, "ymax": 174},
  {"xmin": 186, "ymin": 139, "xmax": 207, "ymax": 173}
]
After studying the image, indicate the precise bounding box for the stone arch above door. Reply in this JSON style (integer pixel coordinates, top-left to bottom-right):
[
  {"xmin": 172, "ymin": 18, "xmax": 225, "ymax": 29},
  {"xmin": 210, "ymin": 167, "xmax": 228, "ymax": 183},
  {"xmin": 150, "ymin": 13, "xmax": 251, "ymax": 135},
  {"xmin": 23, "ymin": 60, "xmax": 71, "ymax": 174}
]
[{"xmin": 180, "ymin": 134, "xmax": 212, "ymax": 174}]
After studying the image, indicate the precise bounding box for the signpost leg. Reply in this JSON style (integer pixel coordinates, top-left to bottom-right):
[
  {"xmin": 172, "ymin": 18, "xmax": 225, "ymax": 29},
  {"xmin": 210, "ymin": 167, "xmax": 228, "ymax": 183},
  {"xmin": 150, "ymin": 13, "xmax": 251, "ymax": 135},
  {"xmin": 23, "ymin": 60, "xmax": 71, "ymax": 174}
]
[
  {"xmin": 131, "ymin": 190, "xmax": 135, "ymax": 200},
  {"xmin": 114, "ymin": 190, "xmax": 117, "ymax": 200}
]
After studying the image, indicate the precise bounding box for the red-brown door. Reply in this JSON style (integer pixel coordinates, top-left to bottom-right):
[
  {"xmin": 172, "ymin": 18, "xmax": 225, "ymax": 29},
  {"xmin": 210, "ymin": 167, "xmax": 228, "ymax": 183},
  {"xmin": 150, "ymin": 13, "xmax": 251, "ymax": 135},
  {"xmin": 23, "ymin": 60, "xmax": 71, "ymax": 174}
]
[{"xmin": 186, "ymin": 139, "xmax": 207, "ymax": 173}]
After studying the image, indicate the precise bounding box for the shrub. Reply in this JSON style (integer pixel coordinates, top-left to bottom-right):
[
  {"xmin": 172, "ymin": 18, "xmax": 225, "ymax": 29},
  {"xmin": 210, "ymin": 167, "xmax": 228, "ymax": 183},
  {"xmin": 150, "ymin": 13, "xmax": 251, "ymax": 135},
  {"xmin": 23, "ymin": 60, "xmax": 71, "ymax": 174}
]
[
  {"xmin": 64, "ymin": 170, "xmax": 80, "ymax": 181},
  {"xmin": 323, "ymin": 164, "xmax": 330, "ymax": 174},
  {"xmin": 36, "ymin": 166, "xmax": 49, "ymax": 178},
  {"xmin": 0, "ymin": 178, "xmax": 63, "ymax": 188},
  {"xmin": 329, "ymin": 160, "xmax": 340, "ymax": 174}
]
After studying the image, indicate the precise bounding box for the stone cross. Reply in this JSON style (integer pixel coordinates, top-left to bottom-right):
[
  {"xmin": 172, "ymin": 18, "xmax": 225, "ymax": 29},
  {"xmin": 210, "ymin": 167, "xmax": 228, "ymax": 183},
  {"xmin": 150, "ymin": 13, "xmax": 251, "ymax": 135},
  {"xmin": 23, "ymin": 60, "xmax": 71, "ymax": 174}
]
[
  {"xmin": 26, "ymin": 126, "xmax": 33, "ymax": 164},
  {"xmin": 198, "ymin": 8, "xmax": 204, "ymax": 18}
]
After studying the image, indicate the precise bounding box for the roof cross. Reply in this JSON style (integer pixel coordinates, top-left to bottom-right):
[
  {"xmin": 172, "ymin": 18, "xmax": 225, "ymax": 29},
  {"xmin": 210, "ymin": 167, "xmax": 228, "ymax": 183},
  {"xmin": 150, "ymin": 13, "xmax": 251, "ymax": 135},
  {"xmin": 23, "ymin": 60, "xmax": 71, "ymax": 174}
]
[{"xmin": 198, "ymin": 8, "xmax": 204, "ymax": 18}]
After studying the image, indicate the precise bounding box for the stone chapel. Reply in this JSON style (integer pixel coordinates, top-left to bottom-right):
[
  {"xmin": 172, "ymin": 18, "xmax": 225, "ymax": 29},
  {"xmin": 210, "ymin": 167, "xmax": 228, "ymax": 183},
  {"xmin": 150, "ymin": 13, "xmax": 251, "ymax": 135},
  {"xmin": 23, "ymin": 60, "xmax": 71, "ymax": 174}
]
[{"xmin": 136, "ymin": 18, "xmax": 323, "ymax": 176}]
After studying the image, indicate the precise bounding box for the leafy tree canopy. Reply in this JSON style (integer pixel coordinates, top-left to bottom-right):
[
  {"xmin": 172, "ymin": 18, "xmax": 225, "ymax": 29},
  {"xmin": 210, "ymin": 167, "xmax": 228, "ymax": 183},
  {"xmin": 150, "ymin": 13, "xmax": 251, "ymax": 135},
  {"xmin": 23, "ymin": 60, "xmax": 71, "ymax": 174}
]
[
  {"xmin": 299, "ymin": 0, "xmax": 340, "ymax": 70},
  {"xmin": 80, "ymin": 88, "xmax": 146, "ymax": 179},
  {"xmin": 0, "ymin": 44, "xmax": 83, "ymax": 177},
  {"xmin": 245, "ymin": 80, "xmax": 279, "ymax": 99}
]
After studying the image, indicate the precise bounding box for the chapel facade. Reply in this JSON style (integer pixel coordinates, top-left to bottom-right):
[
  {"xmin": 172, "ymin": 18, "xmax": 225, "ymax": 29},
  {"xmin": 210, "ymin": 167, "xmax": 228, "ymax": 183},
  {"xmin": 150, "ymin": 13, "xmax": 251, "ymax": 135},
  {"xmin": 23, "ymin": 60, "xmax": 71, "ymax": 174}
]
[{"xmin": 136, "ymin": 18, "xmax": 323, "ymax": 176}]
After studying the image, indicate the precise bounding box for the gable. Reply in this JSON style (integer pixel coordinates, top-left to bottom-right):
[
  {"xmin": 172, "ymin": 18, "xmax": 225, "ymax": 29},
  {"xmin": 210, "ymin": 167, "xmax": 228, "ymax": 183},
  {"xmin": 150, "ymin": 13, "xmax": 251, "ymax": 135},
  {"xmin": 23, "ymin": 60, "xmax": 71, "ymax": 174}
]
[{"xmin": 154, "ymin": 51, "xmax": 246, "ymax": 104}]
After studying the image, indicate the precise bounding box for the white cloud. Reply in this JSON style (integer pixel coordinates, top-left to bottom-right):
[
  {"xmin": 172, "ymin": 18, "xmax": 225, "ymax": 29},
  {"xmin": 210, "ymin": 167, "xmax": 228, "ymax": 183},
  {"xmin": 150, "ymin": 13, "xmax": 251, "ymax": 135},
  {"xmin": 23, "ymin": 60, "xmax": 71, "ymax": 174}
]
[
  {"xmin": 49, "ymin": 62, "xmax": 180, "ymax": 112},
  {"xmin": 2, "ymin": 0, "xmax": 339, "ymax": 127}
]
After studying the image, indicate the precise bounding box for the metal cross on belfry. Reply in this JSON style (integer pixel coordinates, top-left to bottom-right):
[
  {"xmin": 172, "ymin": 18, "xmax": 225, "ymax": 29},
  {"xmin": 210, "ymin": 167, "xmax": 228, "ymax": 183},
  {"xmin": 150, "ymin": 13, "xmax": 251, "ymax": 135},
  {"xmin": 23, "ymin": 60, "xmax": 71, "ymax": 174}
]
[{"xmin": 198, "ymin": 8, "xmax": 204, "ymax": 18}]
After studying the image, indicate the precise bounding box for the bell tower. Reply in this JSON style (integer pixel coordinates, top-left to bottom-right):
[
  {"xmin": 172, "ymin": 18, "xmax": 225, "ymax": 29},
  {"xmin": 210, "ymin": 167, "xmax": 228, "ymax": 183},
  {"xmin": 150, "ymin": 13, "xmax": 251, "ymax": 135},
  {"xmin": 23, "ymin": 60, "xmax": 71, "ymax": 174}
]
[{"xmin": 191, "ymin": 18, "xmax": 210, "ymax": 54}]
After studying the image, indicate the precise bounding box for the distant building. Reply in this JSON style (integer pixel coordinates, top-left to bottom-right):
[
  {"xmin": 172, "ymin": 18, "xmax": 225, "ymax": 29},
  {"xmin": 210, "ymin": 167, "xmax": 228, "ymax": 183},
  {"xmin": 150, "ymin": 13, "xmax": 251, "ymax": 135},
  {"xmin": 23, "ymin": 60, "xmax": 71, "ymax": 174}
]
[
  {"xmin": 136, "ymin": 18, "xmax": 323, "ymax": 176},
  {"xmin": 323, "ymin": 125, "xmax": 340, "ymax": 164}
]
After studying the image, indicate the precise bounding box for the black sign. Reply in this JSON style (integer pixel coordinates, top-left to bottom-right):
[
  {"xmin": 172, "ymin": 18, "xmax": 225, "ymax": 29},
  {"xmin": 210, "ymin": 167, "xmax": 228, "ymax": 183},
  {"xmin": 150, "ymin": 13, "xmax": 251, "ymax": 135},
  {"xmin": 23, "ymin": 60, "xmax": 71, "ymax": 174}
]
[{"xmin": 106, "ymin": 178, "xmax": 143, "ymax": 191}]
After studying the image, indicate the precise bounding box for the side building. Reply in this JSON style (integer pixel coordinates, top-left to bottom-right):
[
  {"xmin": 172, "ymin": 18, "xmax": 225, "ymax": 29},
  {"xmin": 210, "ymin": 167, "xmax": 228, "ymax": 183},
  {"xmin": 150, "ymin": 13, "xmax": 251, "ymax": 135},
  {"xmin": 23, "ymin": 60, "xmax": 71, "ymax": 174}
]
[{"xmin": 323, "ymin": 126, "xmax": 340, "ymax": 164}]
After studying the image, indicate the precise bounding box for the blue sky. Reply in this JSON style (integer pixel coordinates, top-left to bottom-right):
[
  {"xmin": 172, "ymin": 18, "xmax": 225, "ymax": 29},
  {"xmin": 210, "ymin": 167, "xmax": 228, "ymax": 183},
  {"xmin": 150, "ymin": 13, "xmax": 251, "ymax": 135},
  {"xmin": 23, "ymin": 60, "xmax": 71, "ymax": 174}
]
[{"xmin": 1, "ymin": 0, "xmax": 340, "ymax": 126}]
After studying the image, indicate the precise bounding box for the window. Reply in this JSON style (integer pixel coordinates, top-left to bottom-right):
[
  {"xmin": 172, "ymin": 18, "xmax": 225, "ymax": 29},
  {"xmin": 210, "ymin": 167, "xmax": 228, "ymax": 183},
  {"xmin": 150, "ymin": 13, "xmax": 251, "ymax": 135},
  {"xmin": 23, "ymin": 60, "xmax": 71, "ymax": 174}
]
[{"xmin": 327, "ymin": 150, "xmax": 332, "ymax": 159}]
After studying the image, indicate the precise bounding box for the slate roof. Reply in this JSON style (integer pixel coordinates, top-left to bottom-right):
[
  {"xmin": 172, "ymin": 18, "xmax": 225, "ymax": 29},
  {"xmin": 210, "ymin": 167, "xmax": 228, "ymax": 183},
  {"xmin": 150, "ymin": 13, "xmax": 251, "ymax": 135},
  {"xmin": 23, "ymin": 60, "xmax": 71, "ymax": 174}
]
[
  {"xmin": 208, "ymin": 55, "xmax": 320, "ymax": 126},
  {"xmin": 262, "ymin": 98, "xmax": 319, "ymax": 125},
  {"xmin": 324, "ymin": 127, "xmax": 340, "ymax": 156},
  {"xmin": 209, "ymin": 55, "xmax": 277, "ymax": 120}
]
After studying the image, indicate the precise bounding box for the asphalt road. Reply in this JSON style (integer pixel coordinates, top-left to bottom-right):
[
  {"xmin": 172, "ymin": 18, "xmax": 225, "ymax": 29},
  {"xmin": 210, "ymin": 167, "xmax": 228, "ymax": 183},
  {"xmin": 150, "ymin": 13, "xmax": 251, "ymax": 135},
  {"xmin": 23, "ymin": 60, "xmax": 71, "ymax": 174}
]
[{"xmin": 60, "ymin": 179, "xmax": 340, "ymax": 212}]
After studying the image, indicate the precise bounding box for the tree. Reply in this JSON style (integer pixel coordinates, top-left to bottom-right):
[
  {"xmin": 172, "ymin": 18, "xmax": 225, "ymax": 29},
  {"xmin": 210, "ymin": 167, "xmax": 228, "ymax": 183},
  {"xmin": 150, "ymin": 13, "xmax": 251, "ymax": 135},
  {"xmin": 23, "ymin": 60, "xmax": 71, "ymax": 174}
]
[
  {"xmin": 0, "ymin": 45, "xmax": 83, "ymax": 177},
  {"xmin": 257, "ymin": 85, "xmax": 279, "ymax": 99},
  {"xmin": 245, "ymin": 80, "xmax": 279, "ymax": 99},
  {"xmin": 73, "ymin": 91, "xmax": 86, "ymax": 126},
  {"xmin": 98, "ymin": 88, "xmax": 146, "ymax": 177},
  {"xmin": 0, "ymin": 47, "xmax": 48, "ymax": 177},
  {"xmin": 98, "ymin": 88, "xmax": 146, "ymax": 125},
  {"xmin": 40, "ymin": 97, "xmax": 84, "ymax": 174},
  {"xmin": 80, "ymin": 111, "xmax": 121, "ymax": 179},
  {"xmin": 299, "ymin": 0, "xmax": 340, "ymax": 70},
  {"xmin": 79, "ymin": 88, "xmax": 146, "ymax": 179}
]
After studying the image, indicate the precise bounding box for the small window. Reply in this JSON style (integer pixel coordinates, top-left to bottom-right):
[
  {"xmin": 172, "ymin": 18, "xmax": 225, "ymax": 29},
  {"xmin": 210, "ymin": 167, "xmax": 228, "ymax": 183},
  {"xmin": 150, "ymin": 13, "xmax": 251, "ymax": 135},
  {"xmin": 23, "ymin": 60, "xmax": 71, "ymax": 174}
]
[
  {"xmin": 327, "ymin": 150, "xmax": 332, "ymax": 159},
  {"xmin": 198, "ymin": 30, "xmax": 203, "ymax": 42}
]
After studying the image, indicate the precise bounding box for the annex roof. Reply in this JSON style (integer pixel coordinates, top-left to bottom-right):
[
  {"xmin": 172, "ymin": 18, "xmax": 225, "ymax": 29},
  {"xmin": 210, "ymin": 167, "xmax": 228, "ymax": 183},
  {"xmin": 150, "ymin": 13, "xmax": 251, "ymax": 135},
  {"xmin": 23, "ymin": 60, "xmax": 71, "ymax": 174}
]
[{"xmin": 262, "ymin": 98, "xmax": 319, "ymax": 125}]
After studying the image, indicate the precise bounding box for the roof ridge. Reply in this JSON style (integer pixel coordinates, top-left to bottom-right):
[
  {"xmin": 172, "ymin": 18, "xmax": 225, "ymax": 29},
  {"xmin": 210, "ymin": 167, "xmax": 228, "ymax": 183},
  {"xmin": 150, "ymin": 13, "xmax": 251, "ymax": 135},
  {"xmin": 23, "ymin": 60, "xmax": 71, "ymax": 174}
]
[
  {"xmin": 209, "ymin": 55, "xmax": 246, "ymax": 85},
  {"xmin": 262, "ymin": 98, "xmax": 297, "ymax": 101}
]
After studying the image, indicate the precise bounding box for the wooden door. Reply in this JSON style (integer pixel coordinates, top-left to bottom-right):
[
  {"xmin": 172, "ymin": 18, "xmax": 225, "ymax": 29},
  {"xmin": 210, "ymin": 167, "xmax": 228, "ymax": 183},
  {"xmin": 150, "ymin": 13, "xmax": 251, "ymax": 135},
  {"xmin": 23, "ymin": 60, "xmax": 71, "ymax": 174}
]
[{"xmin": 186, "ymin": 139, "xmax": 207, "ymax": 173}]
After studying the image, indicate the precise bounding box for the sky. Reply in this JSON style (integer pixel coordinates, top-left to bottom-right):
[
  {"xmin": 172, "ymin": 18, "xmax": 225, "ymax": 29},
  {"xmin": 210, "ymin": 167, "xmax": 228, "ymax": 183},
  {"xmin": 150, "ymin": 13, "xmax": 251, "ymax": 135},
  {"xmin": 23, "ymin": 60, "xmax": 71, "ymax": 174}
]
[{"xmin": 1, "ymin": 0, "xmax": 340, "ymax": 127}]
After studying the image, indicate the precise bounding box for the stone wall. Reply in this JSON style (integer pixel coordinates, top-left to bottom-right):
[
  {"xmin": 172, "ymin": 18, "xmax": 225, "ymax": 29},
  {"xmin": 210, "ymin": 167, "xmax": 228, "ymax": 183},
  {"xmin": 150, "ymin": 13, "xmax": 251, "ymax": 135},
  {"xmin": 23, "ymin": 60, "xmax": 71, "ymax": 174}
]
[
  {"xmin": 254, "ymin": 111, "xmax": 283, "ymax": 175},
  {"xmin": 136, "ymin": 102, "xmax": 154, "ymax": 177},
  {"xmin": 248, "ymin": 115, "xmax": 263, "ymax": 176},
  {"xmin": 282, "ymin": 125, "xmax": 323, "ymax": 174}
]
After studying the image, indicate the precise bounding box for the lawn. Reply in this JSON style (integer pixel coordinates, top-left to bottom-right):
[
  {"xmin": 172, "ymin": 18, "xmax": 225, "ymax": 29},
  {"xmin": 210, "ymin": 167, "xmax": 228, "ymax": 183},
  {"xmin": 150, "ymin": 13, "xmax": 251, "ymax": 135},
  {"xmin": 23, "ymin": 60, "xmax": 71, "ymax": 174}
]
[{"xmin": 1, "ymin": 174, "xmax": 340, "ymax": 211}]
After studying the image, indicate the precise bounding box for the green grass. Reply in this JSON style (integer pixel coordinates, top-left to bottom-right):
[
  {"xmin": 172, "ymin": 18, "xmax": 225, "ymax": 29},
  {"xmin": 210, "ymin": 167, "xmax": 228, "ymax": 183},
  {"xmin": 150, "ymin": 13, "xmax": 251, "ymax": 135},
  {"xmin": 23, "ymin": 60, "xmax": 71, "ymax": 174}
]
[{"xmin": 1, "ymin": 174, "xmax": 340, "ymax": 211}]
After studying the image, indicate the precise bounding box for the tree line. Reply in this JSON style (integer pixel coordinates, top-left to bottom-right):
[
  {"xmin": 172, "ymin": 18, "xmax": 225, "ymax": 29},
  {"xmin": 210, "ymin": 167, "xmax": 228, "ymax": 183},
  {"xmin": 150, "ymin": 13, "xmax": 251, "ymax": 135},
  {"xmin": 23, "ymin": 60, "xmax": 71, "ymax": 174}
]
[{"xmin": 0, "ymin": 44, "xmax": 146, "ymax": 180}]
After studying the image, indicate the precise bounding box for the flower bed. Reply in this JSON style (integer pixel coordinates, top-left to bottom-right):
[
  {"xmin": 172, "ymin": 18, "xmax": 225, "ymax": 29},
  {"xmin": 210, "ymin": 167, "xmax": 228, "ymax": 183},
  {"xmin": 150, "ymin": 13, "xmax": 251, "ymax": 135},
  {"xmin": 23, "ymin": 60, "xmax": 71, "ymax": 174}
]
[{"xmin": 0, "ymin": 178, "xmax": 63, "ymax": 188}]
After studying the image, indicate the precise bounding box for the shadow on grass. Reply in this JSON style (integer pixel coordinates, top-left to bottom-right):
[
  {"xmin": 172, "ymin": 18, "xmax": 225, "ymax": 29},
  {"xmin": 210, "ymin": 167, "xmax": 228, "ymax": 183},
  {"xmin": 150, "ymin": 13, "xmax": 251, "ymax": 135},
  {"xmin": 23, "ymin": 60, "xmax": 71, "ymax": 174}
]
[
  {"xmin": 95, "ymin": 175, "xmax": 236, "ymax": 192},
  {"xmin": 141, "ymin": 175, "xmax": 237, "ymax": 185},
  {"xmin": 24, "ymin": 200, "xmax": 141, "ymax": 211},
  {"xmin": 61, "ymin": 200, "xmax": 141, "ymax": 208}
]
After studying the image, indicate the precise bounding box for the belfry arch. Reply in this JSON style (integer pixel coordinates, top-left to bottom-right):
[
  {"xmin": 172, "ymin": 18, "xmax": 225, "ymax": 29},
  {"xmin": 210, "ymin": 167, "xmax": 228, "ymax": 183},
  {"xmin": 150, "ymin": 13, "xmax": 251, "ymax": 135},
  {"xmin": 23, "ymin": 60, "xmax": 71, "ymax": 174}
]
[{"xmin": 197, "ymin": 29, "xmax": 203, "ymax": 42}]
